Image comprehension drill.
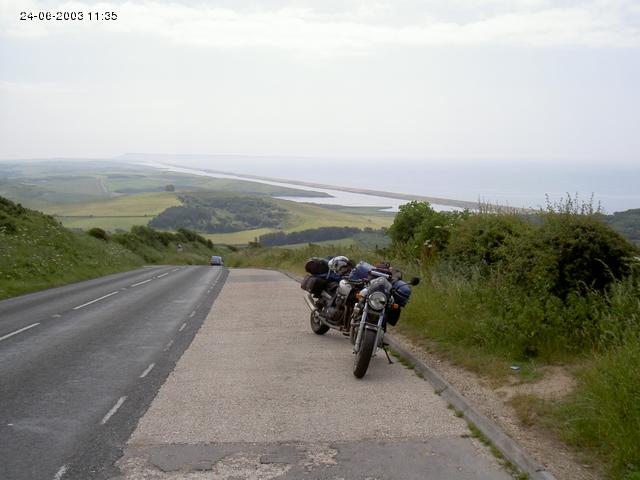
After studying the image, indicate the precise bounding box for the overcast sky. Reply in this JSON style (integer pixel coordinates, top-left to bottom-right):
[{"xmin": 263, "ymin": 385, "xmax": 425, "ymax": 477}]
[{"xmin": 0, "ymin": 0, "xmax": 639, "ymax": 164}]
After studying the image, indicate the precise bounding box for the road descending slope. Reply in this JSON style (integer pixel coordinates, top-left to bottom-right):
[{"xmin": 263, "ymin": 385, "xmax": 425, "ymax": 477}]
[
  {"xmin": 0, "ymin": 265, "xmax": 227, "ymax": 480},
  {"xmin": 117, "ymin": 269, "xmax": 511, "ymax": 480}
]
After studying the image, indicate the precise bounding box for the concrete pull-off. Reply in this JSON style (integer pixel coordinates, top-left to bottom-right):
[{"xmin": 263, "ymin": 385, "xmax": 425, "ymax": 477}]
[{"xmin": 117, "ymin": 269, "xmax": 511, "ymax": 479}]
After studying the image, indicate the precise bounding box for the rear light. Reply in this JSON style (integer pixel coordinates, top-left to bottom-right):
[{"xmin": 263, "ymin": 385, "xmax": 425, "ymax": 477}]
[{"xmin": 392, "ymin": 303, "xmax": 399, "ymax": 309}]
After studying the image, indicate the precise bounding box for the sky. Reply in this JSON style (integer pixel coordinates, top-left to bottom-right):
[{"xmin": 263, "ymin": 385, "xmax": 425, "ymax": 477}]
[{"xmin": 0, "ymin": 0, "xmax": 639, "ymax": 166}]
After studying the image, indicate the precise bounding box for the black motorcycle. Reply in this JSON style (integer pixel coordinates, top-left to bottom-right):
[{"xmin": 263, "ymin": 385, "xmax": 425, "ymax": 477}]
[{"xmin": 349, "ymin": 264, "xmax": 419, "ymax": 378}]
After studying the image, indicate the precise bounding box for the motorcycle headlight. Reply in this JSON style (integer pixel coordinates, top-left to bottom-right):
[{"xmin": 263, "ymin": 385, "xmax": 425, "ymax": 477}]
[{"xmin": 367, "ymin": 291, "xmax": 387, "ymax": 310}]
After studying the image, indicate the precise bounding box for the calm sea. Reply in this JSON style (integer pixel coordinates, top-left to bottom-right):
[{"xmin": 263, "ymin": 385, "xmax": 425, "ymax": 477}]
[{"xmin": 143, "ymin": 157, "xmax": 640, "ymax": 214}]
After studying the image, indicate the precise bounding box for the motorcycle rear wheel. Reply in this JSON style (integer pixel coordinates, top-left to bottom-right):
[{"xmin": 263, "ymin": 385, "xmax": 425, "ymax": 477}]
[
  {"xmin": 310, "ymin": 310, "xmax": 330, "ymax": 335},
  {"xmin": 353, "ymin": 329, "xmax": 376, "ymax": 378}
]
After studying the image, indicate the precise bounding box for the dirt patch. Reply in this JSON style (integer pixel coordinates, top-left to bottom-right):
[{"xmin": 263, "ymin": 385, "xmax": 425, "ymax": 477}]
[
  {"xmin": 390, "ymin": 332, "xmax": 605, "ymax": 480},
  {"xmin": 496, "ymin": 366, "xmax": 577, "ymax": 402}
]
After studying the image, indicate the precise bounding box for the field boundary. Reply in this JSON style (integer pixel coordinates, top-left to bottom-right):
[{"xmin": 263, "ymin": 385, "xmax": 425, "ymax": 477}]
[{"xmin": 276, "ymin": 268, "xmax": 556, "ymax": 480}]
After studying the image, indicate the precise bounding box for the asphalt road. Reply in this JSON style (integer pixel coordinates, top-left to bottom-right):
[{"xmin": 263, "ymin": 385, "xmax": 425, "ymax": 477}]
[
  {"xmin": 0, "ymin": 265, "xmax": 227, "ymax": 480},
  {"xmin": 118, "ymin": 269, "xmax": 511, "ymax": 480}
]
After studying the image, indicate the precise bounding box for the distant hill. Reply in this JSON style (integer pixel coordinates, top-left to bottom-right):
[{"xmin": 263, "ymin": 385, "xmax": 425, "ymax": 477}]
[{"xmin": 602, "ymin": 209, "xmax": 640, "ymax": 246}]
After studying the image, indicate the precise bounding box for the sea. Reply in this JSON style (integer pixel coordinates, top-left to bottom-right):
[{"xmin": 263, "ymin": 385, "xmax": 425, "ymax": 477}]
[{"xmin": 138, "ymin": 157, "xmax": 639, "ymax": 214}]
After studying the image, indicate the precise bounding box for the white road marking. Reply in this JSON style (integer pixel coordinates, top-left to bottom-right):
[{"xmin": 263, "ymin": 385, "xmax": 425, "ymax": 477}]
[
  {"xmin": 164, "ymin": 340, "xmax": 174, "ymax": 351},
  {"xmin": 179, "ymin": 322, "xmax": 187, "ymax": 332},
  {"xmin": 51, "ymin": 314, "xmax": 62, "ymax": 318},
  {"xmin": 139, "ymin": 363, "xmax": 156, "ymax": 378},
  {"xmin": 157, "ymin": 272, "xmax": 169, "ymax": 278},
  {"xmin": 53, "ymin": 464, "xmax": 68, "ymax": 480},
  {"xmin": 100, "ymin": 396, "xmax": 126, "ymax": 425},
  {"xmin": 0, "ymin": 323, "xmax": 40, "ymax": 342},
  {"xmin": 171, "ymin": 268, "xmax": 180, "ymax": 272},
  {"xmin": 73, "ymin": 291, "xmax": 119, "ymax": 310},
  {"xmin": 131, "ymin": 279, "xmax": 152, "ymax": 287},
  {"xmin": 189, "ymin": 311, "xmax": 196, "ymax": 318}
]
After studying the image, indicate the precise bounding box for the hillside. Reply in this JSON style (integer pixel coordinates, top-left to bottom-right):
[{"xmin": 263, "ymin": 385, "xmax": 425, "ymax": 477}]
[
  {"xmin": 0, "ymin": 196, "xmax": 221, "ymax": 299},
  {"xmin": 603, "ymin": 208, "xmax": 640, "ymax": 245}
]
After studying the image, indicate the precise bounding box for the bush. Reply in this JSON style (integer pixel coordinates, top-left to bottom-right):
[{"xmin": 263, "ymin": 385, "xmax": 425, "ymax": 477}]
[
  {"xmin": 87, "ymin": 227, "xmax": 109, "ymax": 241},
  {"xmin": 444, "ymin": 213, "xmax": 530, "ymax": 273},
  {"xmin": 504, "ymin": 213, "xmax": 637, "ymax": 299},
  {"xmin": 387, "ymin": 201, "xmax": 469, "ymax": 260}
]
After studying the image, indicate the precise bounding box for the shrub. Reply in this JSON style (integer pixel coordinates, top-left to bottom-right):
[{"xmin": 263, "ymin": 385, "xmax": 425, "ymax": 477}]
[
  {"xmin": 87, "ymin": 227, "xmax": 109, "ymax": 241},
  {"xmin": 504, "ymin": 213, "xmax": 637, "ymax": 299},
  {"xmin": 444, "ymin": 213, "xmax": 530, "ymax": 274},
  {"xmin": 387, "ymin": 201, "xmax": 469, "ymax": 259}
]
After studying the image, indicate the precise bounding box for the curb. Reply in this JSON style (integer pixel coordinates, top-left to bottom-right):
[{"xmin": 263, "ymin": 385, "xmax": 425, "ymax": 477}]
[{"xmin": 280, "ymin": 268, "xmax": 556, "ymax": 480}]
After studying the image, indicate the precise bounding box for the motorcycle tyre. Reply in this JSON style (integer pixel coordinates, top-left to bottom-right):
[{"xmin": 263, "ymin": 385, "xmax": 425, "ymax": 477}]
[
  {"xmin": 353, "ymin": 328, "xmax": 376, "ymax": 378},
  {"xmin": 310, "ymin": 310, "xmax": 330, "ymax": 335}
]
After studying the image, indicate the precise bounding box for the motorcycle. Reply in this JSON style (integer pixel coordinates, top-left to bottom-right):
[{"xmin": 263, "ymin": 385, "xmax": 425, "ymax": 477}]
[
  {"xmin": 301, "ymin": 256, "xmax": 418, "ymax": 379},
  {"xmin": 349, "ymin": 263, "xmax": 419, "ymax": 378}
]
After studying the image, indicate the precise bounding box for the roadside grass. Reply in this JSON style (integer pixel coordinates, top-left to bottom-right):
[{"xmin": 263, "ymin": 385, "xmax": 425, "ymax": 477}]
[
  {"xmin": 508, "ymin": 394, "xmax": 553, "ymax": 428},
  {"xmin": 0, "ymin": 206, "xmax": 143, "ymax": 299},
  {"xmin": 556, "ymin": 338, "xmax": 640, "ymax": 479},
  {"xmin": 225, "ymin": 244, "xmax": 386, "ymax": 275},
  {"xmin": 0, "ymin": 196, "xmax": 221, "ymax": 299},
  {"xmin": 272, "ymin": 237, "xmax": 357, "ymax": 249}
]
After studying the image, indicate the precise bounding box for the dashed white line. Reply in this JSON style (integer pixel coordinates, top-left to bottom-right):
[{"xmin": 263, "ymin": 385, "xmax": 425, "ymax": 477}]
[
  {"xmin": 51, "ymin": 314, "xmax": 62, "ymax": 318},
  {"xmin": 53, "ymin": 464, "xmax": 68, "ymax": 480},
  {"xmin": 179, "ymin": 322, "xmax": 187, "ymax": 332},
  {"xmin": 73, "ymin": 291, "xmax": 119, "ymax": 310},
  {"xmin": 131, "ymin": 279, "xmax": 152, "ymax": 287},
  {"xmin": 164, "ymin": 339, "xmax": 174, "ymax": 351},
  {"xmin": 157, "ymin": 272, "xmax": 169, "ymax": 278},
  {"xmin": 189, "ymin": 311, "xmax": 196, "ymax": 318},
  {"xmin": 100, "ymin": 396, "xmax": 126, "ymax": 425},
  {"xmin": 171, "ymin": 268, "xmax": 180, "ymax": 272},
  {"xmin": 139, "ymin": 363, "xmax": 156, "ymax": 378},
  {"xmin": 0, "ymin": 323, "xmax": 40, "ymax": 342}
]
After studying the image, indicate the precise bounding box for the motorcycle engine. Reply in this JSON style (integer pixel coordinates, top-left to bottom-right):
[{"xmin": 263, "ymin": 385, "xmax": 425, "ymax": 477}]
[{"xmin": 323, "ymin": 306, "xmax": 342, "ymax": 325}]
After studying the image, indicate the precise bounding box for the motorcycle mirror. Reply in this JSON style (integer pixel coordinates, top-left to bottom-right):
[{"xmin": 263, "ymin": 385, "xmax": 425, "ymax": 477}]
[{"xmin": 410, "ymin": 277, "xmax": 420, "ymax": 286}]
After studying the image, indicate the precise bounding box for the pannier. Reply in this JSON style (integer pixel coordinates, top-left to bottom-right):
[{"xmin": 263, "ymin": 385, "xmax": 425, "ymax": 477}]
[
  {"xmin": 392, "ymin": 279, "xmax": 412, "ymax": 307},
  {"xmin": 305, "ymin": 257, "xmax": 330, "ymax": 275},
  {"xmin": 386, "ymin": 307, "xmax": 401, "ymax": 326},
  {"xmin": 301, "ymin": 274, "xmax": 328, "ymax": 295}
]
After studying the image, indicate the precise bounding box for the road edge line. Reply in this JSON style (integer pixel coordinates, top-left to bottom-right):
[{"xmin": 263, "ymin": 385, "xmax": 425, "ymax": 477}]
[{"xmin": 278, "ymin": 267, "xmax": 556, "ymax": 480}]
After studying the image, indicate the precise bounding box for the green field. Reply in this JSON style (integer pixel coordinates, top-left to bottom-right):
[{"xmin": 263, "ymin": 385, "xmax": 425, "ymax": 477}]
[
  {"xmin": 41, "ymin": 192, "xmax": 182, "ymax": 231},
  {"xmin": 204, "ymin": 200, "xmax": 394, "ymax": 244}
]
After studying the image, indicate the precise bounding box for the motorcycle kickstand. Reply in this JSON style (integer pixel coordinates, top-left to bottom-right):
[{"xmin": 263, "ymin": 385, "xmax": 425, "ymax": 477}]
[{"xmin": 383, "ymin": 346, "xmax": 394, "ymax": 365}]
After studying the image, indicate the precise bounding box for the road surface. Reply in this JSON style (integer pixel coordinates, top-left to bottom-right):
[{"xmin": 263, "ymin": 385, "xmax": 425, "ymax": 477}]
[
  {"xmin": 0, "ymin": 265, "xmax": 227, "ymax": 480},
  {"xmin": 117, "ymin": 269, "xmax": 511, "ymax": 480}
]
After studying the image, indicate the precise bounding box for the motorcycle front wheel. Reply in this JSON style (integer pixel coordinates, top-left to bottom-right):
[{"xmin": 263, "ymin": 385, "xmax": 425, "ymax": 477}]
[
  {"xmin": 310, "ymin": 310, "xmax": 330, "ymax": 335},
  {"xmin": 353, "ymin": 328, "xmax": 376, "ymax": 378}
]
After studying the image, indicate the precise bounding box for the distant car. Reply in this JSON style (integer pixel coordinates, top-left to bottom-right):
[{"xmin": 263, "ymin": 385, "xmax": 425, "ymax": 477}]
[{"xmin": 210, "ymin": 255, "xmax": 224, "ymax": 266}]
